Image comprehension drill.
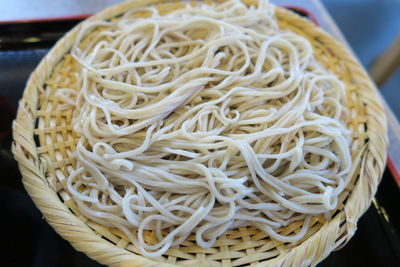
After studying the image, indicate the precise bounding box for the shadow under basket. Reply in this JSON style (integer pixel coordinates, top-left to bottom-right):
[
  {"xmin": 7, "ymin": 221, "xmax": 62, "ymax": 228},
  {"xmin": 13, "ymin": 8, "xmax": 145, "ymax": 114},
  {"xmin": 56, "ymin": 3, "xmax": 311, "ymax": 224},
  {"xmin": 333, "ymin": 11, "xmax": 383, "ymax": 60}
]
[{"xmin": 12, "ymin": 0, "xmax": 388, "ymax": 266}]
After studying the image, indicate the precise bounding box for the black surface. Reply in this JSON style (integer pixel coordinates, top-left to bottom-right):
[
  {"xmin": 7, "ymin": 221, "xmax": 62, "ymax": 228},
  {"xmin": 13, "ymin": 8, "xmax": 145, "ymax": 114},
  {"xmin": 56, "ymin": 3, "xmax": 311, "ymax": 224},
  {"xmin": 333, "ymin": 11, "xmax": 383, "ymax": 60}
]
[
  {"xmin": 1, "ymin": 9, "xmax": 400, "ymax": 267},
  {"xmin": 0, "ymin": 19, "xmax": 85, "ymax": 50}
]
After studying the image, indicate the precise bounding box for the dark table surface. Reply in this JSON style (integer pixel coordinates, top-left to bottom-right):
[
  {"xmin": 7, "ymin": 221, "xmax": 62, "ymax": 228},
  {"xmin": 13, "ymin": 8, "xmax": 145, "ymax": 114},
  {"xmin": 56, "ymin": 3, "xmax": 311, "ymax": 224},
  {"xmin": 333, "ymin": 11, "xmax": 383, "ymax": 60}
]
[{"xmin": 1, "ymin": 11, "xmax": 400, "ymax": 267}]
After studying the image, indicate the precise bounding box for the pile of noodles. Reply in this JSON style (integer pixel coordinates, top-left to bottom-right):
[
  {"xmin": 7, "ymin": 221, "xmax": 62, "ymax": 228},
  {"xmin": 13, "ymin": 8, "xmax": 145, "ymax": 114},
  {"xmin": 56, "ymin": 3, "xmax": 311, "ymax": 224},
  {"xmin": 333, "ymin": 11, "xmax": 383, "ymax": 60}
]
[{"xmin": 60, "ymin": 0, "xmax": 351, "ymax": 257}]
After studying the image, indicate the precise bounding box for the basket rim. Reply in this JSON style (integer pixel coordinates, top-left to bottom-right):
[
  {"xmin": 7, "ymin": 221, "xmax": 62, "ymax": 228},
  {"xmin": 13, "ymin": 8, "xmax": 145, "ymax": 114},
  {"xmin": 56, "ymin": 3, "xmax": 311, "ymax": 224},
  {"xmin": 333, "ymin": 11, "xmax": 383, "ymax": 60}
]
[{"xmin": 12, "ymin": 1, "xmax": 388, "ymax": 266}]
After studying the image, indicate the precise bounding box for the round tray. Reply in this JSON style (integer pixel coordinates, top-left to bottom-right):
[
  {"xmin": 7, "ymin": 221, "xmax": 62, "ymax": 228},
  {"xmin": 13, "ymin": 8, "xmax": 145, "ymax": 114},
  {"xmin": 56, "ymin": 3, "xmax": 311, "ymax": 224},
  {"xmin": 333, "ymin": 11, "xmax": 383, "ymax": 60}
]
[{"xmin": 12, "ymin": 0, "xmax": 388, "ymax": 266}]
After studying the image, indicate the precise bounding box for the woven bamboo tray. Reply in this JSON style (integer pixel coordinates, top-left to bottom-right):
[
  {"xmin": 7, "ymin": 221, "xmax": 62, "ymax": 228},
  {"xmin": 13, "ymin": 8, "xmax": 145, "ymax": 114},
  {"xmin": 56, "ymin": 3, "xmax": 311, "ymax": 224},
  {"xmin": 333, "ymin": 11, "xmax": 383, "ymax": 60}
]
[{"xmin": 12, "ymin": 0, "xmax": 388, "ymax": 266}]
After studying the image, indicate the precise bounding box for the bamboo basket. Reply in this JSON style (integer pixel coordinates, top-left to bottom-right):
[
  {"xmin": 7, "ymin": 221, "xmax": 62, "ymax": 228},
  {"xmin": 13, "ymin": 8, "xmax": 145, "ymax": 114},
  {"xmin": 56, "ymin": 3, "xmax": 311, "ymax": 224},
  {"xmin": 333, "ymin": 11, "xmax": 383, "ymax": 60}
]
[{"xmin": 12, "ymin": 0, "xmax": 388, "ymax": 266}]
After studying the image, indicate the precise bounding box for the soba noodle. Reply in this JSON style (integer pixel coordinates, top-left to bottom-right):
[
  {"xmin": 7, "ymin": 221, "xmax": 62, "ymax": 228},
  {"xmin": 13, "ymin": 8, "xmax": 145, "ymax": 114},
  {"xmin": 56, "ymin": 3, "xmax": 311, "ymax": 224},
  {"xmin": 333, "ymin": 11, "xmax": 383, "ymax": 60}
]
[{"xmin": 62, "ymin": 0, "xmax": 351, "ymax": 257}]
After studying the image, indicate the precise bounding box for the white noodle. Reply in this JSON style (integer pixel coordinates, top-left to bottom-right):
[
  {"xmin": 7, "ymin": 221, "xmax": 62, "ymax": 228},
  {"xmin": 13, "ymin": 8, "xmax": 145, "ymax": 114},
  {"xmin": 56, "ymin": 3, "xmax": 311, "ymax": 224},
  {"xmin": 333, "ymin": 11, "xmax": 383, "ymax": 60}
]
[{"xmin": 62, "ymin": 0, "xmax": 352, "ymax": 257}]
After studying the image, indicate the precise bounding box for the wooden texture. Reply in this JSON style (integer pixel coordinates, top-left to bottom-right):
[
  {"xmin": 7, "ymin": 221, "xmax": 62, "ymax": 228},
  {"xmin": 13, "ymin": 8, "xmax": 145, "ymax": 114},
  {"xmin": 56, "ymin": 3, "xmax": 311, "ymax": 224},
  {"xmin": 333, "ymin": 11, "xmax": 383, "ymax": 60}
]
[
  {"xmin": 370, "ymin": 36, "xmax": 400, "ymax": 87},
  {"xmin": 12, "ymin": 1, "xmax": 388, "ymax": 266}
]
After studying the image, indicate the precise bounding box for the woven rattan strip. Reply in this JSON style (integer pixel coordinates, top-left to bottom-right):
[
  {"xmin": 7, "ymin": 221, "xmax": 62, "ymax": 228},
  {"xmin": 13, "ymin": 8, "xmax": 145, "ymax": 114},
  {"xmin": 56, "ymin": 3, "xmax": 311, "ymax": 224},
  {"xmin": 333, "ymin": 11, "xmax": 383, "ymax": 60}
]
[{"xmin": 12, "ymin": 1, "xmax": 387, "ymax": 266}]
